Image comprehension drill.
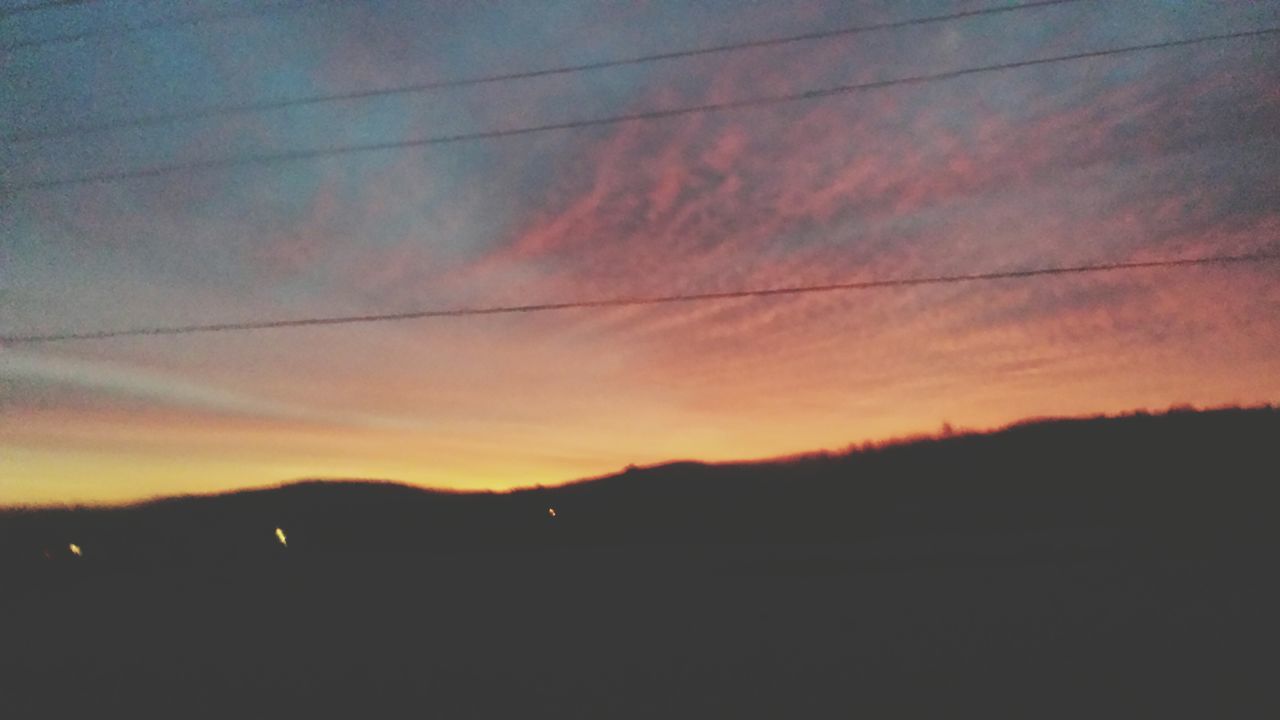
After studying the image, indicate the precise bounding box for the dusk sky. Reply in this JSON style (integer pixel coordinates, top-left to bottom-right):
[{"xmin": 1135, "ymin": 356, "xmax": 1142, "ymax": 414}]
[{"xmin": 2, "ymin": 0, "xmax": 1278, "ymax": 505}]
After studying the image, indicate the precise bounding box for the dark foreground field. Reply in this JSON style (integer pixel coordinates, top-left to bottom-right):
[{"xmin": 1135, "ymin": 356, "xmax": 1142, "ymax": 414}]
[{"xmin": 3, "ymin": 407, "xmax": 1278, "ymax": 717}]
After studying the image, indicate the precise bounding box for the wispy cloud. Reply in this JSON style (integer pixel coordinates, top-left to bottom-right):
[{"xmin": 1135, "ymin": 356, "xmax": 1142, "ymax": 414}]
[
  {"xmin": 0, "ymin": 350, "xmax": 434, "ymax": 432},
  {"xmin": 2, "ymin": 1, "xmax": 1278, "ymax": 503}
]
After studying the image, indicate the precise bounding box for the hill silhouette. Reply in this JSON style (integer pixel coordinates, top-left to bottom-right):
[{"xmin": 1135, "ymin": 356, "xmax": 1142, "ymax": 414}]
[
  {"xmin": 6, "ymin": 405, "xmax": 1278, "ymax": 716},
  {"xmin": 4, "ymin": 405, "xmax": 1275, "ymax": 567}
]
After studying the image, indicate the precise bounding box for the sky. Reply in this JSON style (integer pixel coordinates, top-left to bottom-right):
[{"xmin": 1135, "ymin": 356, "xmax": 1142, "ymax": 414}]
[{"xmin": 2, "ymin": 0, "xmax": 1278, "ymax": 505}]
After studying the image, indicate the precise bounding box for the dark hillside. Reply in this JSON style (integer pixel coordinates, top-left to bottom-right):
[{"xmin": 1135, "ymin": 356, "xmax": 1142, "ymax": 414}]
[
  {"xmin": 4, "ymin": 406, "xmax": 1278, "ymax": 717},
  {"xmin": 4, "ymin": 406, "xmax": 1275, "ymax": 566}
]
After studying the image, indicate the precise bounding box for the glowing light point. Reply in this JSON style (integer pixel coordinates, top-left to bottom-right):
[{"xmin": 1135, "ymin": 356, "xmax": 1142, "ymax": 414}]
[
  {"xmin": 68, "ymin": 543, "xmax": 82, "ymax": 557},
  {"xmin": 547, "ymin": 507, "xmax": 557, "ymax": 518},
  {"xmin": 275, "ymin": 527, "xmax": 288, "ymax": 547}
]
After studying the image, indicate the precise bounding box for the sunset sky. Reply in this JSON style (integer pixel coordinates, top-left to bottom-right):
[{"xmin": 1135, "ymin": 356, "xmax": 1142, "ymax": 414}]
[{"xmin": 2, "ymin": 0, "xmax": 1278, "ymax": 505}]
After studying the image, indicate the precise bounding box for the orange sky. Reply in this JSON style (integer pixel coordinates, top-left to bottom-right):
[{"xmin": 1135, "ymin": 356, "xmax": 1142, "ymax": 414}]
[{"xmin": 3, "ymin": 1, "xmax": 1279, "ymax": 505}]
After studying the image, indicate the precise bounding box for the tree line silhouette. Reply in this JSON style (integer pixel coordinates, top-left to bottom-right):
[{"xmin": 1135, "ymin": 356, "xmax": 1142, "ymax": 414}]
[{"xmin": 4, "ymin": 405, "xmax": 1274, "ymax": 568}]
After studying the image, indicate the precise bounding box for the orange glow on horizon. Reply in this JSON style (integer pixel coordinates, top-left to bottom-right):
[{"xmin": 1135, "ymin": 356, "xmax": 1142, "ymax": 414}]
[{"xmin": 2, "ymin": 13, "xmax": 1277, "ymax": 508}]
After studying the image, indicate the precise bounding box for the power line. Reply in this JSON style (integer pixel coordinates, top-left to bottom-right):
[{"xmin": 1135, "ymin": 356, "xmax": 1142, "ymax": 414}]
[
  {"xmin": 0, "ymin": 0, "xmax": 358, "ymax": 52},
  {"xmin": 8, "ymin": 26, "xmax": 1277, "ymax": 194},
  {"xmin": 4, "ymin": 251, "xmax": 1276, "ymax": 344},
  {"xmin": 0, "ymin": 0, "xmax": 96, "ymax": 18},
  {"xmin": 4, "ymin": 0, "xmax": 1087, "ymax": 144}
]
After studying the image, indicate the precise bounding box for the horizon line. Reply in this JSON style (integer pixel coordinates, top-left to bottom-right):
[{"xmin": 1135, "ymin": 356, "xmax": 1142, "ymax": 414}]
[{"xmin": 3, "ymin": 402, "xmax": 1271, "ymax": 512}]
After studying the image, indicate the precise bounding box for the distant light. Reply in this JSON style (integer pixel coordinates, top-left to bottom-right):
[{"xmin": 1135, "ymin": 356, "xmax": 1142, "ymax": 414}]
[
  {"xmin": 275, "ymin": 527, "xmax": 288, "ymax": 547},
  {"xmin": 68, "ymin": 543, "xmax": 82, "ymax": 557},
  {"xmin": 547, "ymin": 507, "xmax": 557, "ymax": 518}
]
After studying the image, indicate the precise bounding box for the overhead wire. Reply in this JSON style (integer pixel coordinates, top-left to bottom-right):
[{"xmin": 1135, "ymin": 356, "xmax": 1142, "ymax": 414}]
[
  {"xmin": 0, "ymin": 0, "xmax": 97, "ymax": 18},
  {"xmin": 7, "ymin": 27, "xmax": 1277, "ymax": 194},
  {"xmin": 4, "ymin": 251, "xmax": 1277, "ymax": 344},
  {"xmin": 3, "ymin": 0, "xmax": 1088, "ymax": 143},
  {"xmin": 0, "ymin": 0, "xmax": 360, "ymax": 51}
]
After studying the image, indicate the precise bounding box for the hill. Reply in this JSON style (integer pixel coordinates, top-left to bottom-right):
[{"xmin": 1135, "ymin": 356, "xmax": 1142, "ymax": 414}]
[
  {"xmin": 5, "ymin": 406, "xmax": 1278, "ymax": 716},
  {"xmin": 4, "ymin": 405, "xmax": 1275, "ymax": 566}
]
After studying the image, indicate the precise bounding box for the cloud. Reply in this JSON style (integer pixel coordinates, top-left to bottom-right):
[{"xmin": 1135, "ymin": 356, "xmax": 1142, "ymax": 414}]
[
  {"xmin": 420, "ymin": 17, "xmax": 1280, "ymax": 424},
  {"xmin": 0, "ymin": 350, "xmax": 434, "ymax": 433},
  {"xmin": 4, "ymin": 1, "xmax": 1278, "ymax": 503}
]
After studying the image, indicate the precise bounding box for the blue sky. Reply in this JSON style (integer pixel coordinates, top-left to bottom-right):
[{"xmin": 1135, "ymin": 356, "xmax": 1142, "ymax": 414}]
[{"xmin": 2, "ymin": 0, "xmax": 1278, "ymax": 504}]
